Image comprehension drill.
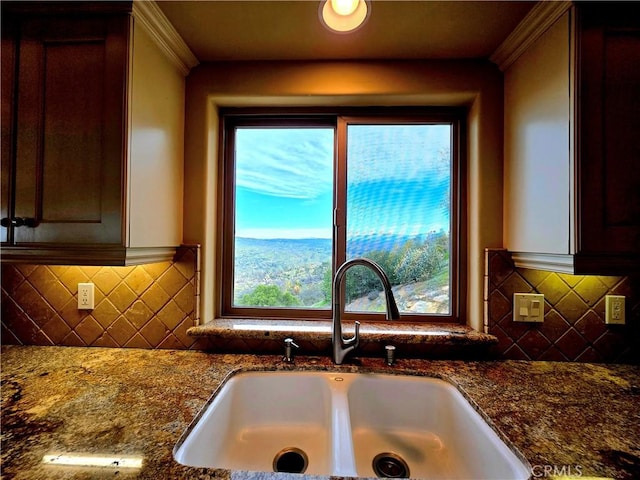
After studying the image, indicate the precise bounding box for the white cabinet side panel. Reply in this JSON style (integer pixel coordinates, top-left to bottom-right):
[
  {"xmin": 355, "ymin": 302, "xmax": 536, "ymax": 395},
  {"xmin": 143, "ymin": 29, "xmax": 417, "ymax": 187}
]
[{"xmin": 504, "ymin": 12, "xmax": 571, "ymax": 254}]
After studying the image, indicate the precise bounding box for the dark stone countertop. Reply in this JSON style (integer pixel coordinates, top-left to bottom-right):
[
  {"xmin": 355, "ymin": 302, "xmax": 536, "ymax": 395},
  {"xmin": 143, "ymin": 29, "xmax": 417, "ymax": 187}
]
[
  {"xmin": 1, "ymin": 345, "xmax": 639, "ymax": 480},
  {"xmin": 188, "ymin": 319, "xmax": 496, "ymax": 346}
]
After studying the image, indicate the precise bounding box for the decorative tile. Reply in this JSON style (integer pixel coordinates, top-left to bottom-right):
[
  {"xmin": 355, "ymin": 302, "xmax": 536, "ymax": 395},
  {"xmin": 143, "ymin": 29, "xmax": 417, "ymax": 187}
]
[
  {"xmin": 555, "ymin": 328, "xmax": 588, "ymax": 360},
  {"xmin": 592, "ymin": 330, "xmax": 628, "ymax": 361},
  {"xmin": 519, "ymin": 268, "xmax": 551, "ymax": 290},
  {"xmin": 74, "ymin": 316, "xmax": 104, "ymax": 345},
  {"xmin": 125, "ymin": 300, "xmax": 155, "ymax": 330},
  {"xmin": 574, "ymin": 311, "xmax": 607, "ymax": 343},
  {"xmin": 58, "ymin": 298, "xmax": 89, "ymax": 329},
  {"xmin": 518, "ymin": 329, "xmax": 552, "ymax": 360},
  {"xmin": 157, "ymin": 266, "xmax": 188, "ymax": 297},
  {"xmin": 1, "ymin": 324, "xmax": 21, "ymax": 345},
  {"xmin": 92, "ymin": 332, "xmax": 119, "ymax": 348},
  {"xmin": 124, "ymin": 268, "xmax": 154, "ymax": 296},
  {"xmin": 140, "ymin": 283, "xmax": 171, "ymax": 314},
  {"xmin": 540, "ymin": 310, "xmax": 571, "ymax": 343},
  {"xmin": 58, "ymin": 266, "xmax": 90, "ymax": 293},
  {"xmin": 174, "ymin": 283, "xmax": 195, "ymax": 314},
  {"xmin": 539, "ymin": 344, "xmax": 568, "ymax": 361},
  {"xmin": 92, "ymin": 267, "xmax": 123, "ymax": 295},
  {"xmin": 107, "ymin": 317, "xmax": 138, "ymax": 347},
  {"xmin": 485, "ymin": 248, "xmax": 639, "ymax": 363},
  {"xmin": 156, "ymin": 300, "xmax": 185, "ymax": 330},
  {"xmin": 491, "ymin": 324, "xmax": 515, "ymax": 354},
  {"xmin": 499, "ymin": 272, "xmax": 533, "ymax": 298},
  {"xmin": 141, "ymin": 261, "xmax": 171, "ymax": 279},
  {"xmin": 1, "ymin": 265, "xmax": 25, "ymax": 295},
  {"xmin": 61, "ymin": 330, "xmax": 85, "ymax": 347},
  {"xmin": 488, "ymin": 290, "xmax": 510, "ymax": 327},
  {"xmin": 558, "ymin": 273, "xmax": 584, "ymax": 288},
  {"xmin": 139, "ymin": 318, "xmax": 170, "ymax": 346},
  {"xmin": 574, "ymin": 276, "xmax": 608, "ymax": 306},
  {"xmin": 157, "ymin": 333, "xmax": 185, "ymax": 350},
  {"xmin": 575, "ymin": 347, "xmax": 602, "ymax": 363},
  {"xmin": 42, "ymin": 281, "xmax": 73, "ymax": 311},
  {"xmin": 26, "ymin": 266, "xmax": 58, "ymax": 297},
  {"xmin": 92, "ymin": 299, "xmax": 121, "ymax": 329},
  {"xmin": 554, "ymin": 291, "xmax": 589, "ymax": 325},
  {"xmin": 503, "ymin": 343, "xmax": 529, "ymax": 360},
  {"xmin": 1, "ymin": 245, "xmax": 199, "ymax": 350},
  {"xmin": 123, "ymin": 333, "xmax": 151, "ymax": 349},
  {"xmin": 40, "ymin": 315, "xmax": 72, "ymax": 344},
  {"xmin": 173, "ymin": 316, "xmax": 197, "ymax": 349},
  {"xmin": 108, "ymin": 283, "xmax": 138, "ymax": 313},
  {"xmin": 537, "ymin": 274, "xmax": 571, "ymax": 304},
  {"xmin": 488, "ymin": 250, "xmax": 513, "ymax": 287}
]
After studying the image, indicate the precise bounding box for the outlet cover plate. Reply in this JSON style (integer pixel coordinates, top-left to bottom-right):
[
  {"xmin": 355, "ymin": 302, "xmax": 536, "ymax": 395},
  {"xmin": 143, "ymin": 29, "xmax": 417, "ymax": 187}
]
[
  {"xmin": 78, "ymin": 283, "xmax": 95, "ymax": 310},
  {"xmin": 605, "ymin": 295, "xmax": 625, "ymax": 325}
]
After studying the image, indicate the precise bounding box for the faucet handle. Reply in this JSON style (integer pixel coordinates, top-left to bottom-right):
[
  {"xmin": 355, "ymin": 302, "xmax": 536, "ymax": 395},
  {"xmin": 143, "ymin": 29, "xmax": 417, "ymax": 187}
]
[
  {"xmin": 283, "ymin": 337, "xmax": 299, "ymax": 363},
  {"xmin": 345, "ymin": 320, "xmax": 360, "ymax": 346}
]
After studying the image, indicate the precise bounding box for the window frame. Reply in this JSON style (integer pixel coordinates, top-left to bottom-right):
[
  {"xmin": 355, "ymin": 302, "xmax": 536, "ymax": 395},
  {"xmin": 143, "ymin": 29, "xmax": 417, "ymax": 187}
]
[{"xmin": 217, "ymin": 107, "xmax": 466, "ymax": 323}]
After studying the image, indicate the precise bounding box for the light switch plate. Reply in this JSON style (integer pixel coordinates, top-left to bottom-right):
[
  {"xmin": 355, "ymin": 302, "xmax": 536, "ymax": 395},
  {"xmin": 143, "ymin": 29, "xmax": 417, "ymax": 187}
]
[{"xmin": 513, "ymin": 293, "xmax": 545, "ymax": 322}]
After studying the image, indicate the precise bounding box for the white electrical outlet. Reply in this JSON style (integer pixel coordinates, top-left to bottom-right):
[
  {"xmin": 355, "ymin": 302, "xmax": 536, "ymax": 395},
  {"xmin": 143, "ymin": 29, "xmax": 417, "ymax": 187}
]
[
  {"xmin": 78, "ymin": 283, "xmax": 95, "ymax": 310},
  {"xmin": 513, "ymin": 293, "xmax": 545, "ymax": 322},
  {"xmin": 605, "ymin": 295, "xmax": 625, "ymax": 325}
]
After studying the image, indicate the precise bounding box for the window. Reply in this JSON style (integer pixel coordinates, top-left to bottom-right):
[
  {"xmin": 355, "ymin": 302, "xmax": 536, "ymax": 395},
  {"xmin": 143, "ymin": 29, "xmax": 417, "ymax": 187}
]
[{"xmin": 219, "ymin": 109, "xmax": 464, "ymax": 322}]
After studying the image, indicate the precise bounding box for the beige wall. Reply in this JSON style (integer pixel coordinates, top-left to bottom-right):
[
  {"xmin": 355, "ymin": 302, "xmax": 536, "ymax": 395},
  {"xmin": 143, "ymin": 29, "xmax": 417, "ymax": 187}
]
[{"xmin": 183, "ymin": 60, "xmax": 504, "ymax": 330}]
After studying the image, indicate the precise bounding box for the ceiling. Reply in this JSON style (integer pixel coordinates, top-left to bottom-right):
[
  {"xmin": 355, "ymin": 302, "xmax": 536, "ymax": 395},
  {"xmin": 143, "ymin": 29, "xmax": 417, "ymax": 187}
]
[{"xmin": 156, "ymin": 0, "xmax": 536, "ymax": 62}]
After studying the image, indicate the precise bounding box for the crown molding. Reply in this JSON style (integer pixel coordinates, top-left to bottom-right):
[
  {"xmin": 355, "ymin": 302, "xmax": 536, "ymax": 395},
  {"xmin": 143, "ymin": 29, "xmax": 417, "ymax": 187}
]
[
  {"xmin": 132, "ymin": 0, "xmax": 199, "ymax": 76},
  {"xmin": 490, "ymin": 1, "xmax": 573, "ymax": 71},
  {"xmin": 510, "ymin": 252, "xmax": 576, "ymax": 274}
]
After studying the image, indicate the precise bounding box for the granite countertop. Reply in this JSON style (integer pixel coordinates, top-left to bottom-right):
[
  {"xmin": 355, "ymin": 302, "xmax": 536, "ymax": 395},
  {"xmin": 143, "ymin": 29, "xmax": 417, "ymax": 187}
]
[
  {"xmin": 188, "ymin": 319, "xmax": 496, "ymax": 346},
  {"xmin": 2, "ymin": 345, "xmax": 639, "ymax": 480}
]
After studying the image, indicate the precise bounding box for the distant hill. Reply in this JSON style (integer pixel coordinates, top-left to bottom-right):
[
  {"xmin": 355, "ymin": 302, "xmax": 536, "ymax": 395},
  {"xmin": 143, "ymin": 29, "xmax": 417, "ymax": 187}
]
[
  {"xmin": 234, "ymin": 237, "xmax": 332, "ymax": 303},
  {"xmin": 233, "ymin": 233, "xmax": 448, "ymax": 307}
]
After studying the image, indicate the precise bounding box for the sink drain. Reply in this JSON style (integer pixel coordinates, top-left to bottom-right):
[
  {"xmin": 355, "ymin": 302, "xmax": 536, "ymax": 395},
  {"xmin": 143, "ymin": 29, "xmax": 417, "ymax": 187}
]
[
  {"xmin": 372, "ymin": 452, "xmax": 410, "ymax": 478},
  {"xmin": 273, "ymin": 447, "xmax": 308, "ymax": 474}
]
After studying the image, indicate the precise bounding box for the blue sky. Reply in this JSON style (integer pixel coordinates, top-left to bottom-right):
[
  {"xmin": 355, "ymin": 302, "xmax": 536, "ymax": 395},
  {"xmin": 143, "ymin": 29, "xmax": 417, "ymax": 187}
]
[{"xmin": 235, "ymin": 124, "xmax": 451, "ymax": 239}]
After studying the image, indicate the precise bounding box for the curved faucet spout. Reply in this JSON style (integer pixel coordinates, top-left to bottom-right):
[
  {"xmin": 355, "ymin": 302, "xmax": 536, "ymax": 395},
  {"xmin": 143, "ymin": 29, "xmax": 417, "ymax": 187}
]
[{"xmin": 332, "ymin": 258, "xmax": 400, "ymax": 364}]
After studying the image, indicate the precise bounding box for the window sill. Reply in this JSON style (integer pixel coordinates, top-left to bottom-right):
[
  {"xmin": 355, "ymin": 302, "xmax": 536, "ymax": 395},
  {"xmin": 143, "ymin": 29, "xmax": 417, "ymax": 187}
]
[{"xmin": 188, "ymin": 318, "xmax": 497, "ymax": 348}]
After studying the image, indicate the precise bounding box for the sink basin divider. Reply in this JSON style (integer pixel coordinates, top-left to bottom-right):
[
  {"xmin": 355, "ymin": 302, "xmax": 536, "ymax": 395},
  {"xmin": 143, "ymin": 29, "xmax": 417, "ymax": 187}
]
[{"xmin": 328, "ymin": 377, "xmax": 358, "ymax": 477}]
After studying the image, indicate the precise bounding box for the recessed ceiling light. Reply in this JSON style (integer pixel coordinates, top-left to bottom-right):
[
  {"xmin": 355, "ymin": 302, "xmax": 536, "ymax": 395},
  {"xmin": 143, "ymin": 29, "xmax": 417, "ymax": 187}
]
[{"xmin": 319, "ymin": 0, "xmax": 370, "ymax": 34}]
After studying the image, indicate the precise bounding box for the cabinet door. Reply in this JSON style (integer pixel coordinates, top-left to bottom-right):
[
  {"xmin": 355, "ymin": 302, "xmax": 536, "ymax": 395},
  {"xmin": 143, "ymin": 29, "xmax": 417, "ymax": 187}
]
[
  {"xmin": 578, "ymin": 4, "xmax": 640, "ymax": 257},
  {"xmin": 12, "ymin": 14, "xmax": 129, "ymax": 245},
  {"xmin": 1, "ymin": 14, "xmax": 17, "ymax": 244}
]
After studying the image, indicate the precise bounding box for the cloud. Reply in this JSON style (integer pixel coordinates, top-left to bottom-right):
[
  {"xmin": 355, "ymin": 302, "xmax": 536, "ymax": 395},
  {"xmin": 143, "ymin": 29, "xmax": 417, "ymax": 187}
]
[
  {"xmin": 347, "ymin": 124, "xmax": 451, "ymax": 184},
  {"xmin": 234, "ymin": 124, "xmax": 452, "ymax": 198},
  {"xmin": 236, "ymin": 128, "xmax": 333, "ymax": 199}
]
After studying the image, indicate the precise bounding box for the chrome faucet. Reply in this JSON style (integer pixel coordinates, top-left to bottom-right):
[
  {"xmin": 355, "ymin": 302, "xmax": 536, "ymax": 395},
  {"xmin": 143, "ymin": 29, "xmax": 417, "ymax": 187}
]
[{"xmin": 332, "ymin": 258, "xmax": 400, "ymax": 364}]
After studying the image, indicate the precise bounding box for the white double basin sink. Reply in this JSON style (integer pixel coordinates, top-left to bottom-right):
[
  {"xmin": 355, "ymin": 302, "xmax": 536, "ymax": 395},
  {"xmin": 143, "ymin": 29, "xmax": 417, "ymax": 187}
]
[{"xmin": 173, "ymin": 371, "xmax": 531, "ymax": 479}]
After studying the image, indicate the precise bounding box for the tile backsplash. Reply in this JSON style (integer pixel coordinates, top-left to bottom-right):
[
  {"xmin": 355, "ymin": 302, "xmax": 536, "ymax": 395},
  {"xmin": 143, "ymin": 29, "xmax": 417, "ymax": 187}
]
[
  {"xmin": 485, "ymin": 249, "xmax": 639, "ymax": 363},
  {"xmin": 1, "ymin": 245, "xmax": 202, "ymax": 349},
  {"xmin": 3, "ymin": 245, "xmax": 638, "ymax": 363}
]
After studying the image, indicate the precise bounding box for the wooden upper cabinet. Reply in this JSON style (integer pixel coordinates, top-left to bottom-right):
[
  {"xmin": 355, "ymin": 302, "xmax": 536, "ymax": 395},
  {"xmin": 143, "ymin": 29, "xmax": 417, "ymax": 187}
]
[
  {"xmin": 13, "ymin": 14, "xmax": 128, "ymax": 246},
  {"xmin": 576, "ymin": 3, "xmax": 640, "ymax": 271},
  {"xmin": 1, "ymin": 2, "xmax": 197, "ymax": 265},
  {"xmin": 501, "ymin": 2, "xmax": 640, "ymax": 274}
]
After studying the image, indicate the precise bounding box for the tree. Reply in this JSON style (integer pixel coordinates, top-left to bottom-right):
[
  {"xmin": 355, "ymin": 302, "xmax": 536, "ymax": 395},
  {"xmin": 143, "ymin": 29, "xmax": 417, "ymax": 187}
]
[{"xmin": 238, "ymin": 284, "xmax": 300, "ymax": 307}]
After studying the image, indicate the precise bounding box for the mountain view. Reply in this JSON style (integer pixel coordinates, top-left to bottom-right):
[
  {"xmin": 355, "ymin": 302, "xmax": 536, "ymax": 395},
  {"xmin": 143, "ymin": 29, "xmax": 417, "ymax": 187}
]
[
  {"xmin": 234, "ymin": 233, "xmax": 450, "ymax": 314},
  {"xmin": 230, "ymin": 121, "xmax": 453, "ymax": 315}
]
